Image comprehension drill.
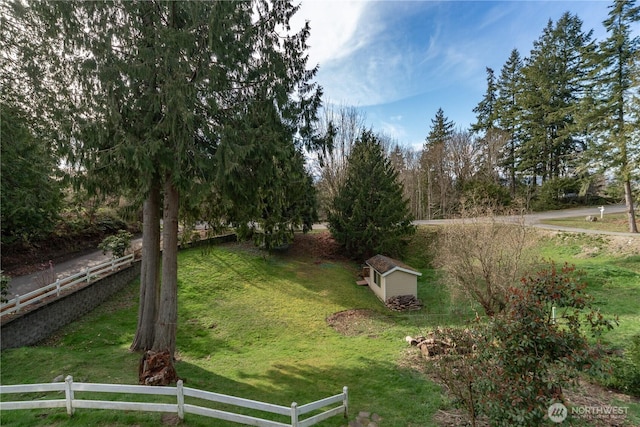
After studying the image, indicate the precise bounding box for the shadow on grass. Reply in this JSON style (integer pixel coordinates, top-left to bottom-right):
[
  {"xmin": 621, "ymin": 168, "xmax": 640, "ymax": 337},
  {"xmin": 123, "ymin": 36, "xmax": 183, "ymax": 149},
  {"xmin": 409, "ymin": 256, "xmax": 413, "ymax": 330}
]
[
  {"xmin": 171, "ymin": 355, "xmax": 444, "ymax": 426},
  {"xmin": 230, "ymin": 357, "xmax": 444, "ymax": 426}
]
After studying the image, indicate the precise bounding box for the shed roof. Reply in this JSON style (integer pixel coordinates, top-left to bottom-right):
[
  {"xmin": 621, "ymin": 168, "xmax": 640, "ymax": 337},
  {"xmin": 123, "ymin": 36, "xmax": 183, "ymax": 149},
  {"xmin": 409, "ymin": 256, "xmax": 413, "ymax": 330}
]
[{"xmin": 365, "ymin": 254, "xmax": 422, "ymax": 277}]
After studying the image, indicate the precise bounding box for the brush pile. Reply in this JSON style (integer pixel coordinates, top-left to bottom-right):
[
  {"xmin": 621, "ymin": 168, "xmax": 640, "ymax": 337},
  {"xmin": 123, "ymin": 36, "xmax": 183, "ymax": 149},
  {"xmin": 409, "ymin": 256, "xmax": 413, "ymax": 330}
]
[
  {"xmin": 386, "ymin": 295, "xmax": 422, "ymax": 311},
  {"xmin": 406, "ymin": 328, "xmax": 477, "ymax": 359}
]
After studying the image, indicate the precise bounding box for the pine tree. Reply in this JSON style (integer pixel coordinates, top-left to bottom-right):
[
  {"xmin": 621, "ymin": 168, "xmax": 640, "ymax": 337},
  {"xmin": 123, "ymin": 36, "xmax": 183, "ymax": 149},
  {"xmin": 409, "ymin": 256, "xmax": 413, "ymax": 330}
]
[
  {"xmin": 495, "ymin": 49, "xmax": 524, "ymax": 197},
  {"xmin": 590, "ymin": 0, "xmax": 639, "ymax": 232},
  {"xmin": 422, "ymin": 108, "xmax": 455, "ymax": 218},
  {"xmin": 216, "ymin": 97, "xmax": 319, "ymax": 250},
  {"xmin": 519, "ymin": 14, "xmax": 593, "ymax": 192},
  {"xmin": 328, "ymin": 130, "xmax": 415, "ymax": 260},
  {"xmin": 472, "ymin": 67, "xmax": 498, "ymax": 134},
  {"xmin": 472, "ymin": 67, "xmax": 507, "ymax": 185}
]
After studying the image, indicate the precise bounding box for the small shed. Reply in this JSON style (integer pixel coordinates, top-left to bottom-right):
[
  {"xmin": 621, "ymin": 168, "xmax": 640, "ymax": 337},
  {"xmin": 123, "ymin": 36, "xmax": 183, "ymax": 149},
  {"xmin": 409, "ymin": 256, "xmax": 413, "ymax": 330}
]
[{"xmin": 364, "ymin": 254, "xmax": 422, "ymax": 302}]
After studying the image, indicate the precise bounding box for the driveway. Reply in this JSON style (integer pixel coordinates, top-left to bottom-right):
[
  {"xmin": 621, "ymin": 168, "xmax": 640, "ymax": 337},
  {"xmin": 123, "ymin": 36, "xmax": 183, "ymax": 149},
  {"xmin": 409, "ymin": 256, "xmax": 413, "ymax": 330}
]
[{"xmin": 5, "ymin": 238, "xmax": 142, "ymax": 301}]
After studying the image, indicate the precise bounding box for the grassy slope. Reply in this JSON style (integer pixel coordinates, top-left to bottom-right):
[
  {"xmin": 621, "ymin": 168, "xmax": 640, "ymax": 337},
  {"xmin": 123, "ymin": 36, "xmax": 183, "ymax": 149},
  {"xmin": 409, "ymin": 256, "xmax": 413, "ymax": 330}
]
[
  {"xmin": 1, "ymin": 230, "xmax": 638, "ymax": 426},
  {"xmin": 536, "ymin": 232, "xmax": 640, "ymax": 348},
  {"xmin": 1, "ymin": 238, "xmax": 470, "ymax": 427}
]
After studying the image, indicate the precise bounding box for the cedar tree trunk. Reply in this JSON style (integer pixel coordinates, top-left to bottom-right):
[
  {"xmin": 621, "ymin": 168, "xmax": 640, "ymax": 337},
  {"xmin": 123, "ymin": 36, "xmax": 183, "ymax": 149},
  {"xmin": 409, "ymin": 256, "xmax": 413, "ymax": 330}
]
[
  {"xmin": 152, "ymin": 175, "xmax": 179, "ymax": 355},
  {"xmin": 131, "ymin": 182, "xmax": 161, "ymax": 351}
]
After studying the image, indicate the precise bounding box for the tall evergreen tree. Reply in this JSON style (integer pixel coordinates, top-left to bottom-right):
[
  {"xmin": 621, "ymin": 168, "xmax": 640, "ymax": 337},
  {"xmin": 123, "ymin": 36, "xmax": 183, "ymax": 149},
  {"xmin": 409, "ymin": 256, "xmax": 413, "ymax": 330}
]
[
  {"xmin": 495, "ymin": 49, "xmax": 524, "ymax": 197},
  {"xmin": 216, "ymin": 97, "xmax": 319, "ymax": 250},
  {"xmin": 328, "ymin": 130, "xmax": 414, "ymax": 260},
  {"xmin": 472, "ymin": 68, "xmax": 498, "ymax": 132},
  {"xmin": 590, "ymin": 0, "xmax": 639, "ymax": 232},
  {"xmin": 472, "ymin": 67, "xmax": 506, "ymax": 184},
  {"xmin": 422, "ymin": 108, "xmax": 455, "ymax": 218},
  {"xmin": 519, "ymin": 14, "xmax": 593, "ymax": 191},
  {"xmin": 0, "ymin": 99, "xmax": 63, "ymax": 244},
  {"xmin": 7, "ymin": 0, "xmax": 325, "ymax": 355}
]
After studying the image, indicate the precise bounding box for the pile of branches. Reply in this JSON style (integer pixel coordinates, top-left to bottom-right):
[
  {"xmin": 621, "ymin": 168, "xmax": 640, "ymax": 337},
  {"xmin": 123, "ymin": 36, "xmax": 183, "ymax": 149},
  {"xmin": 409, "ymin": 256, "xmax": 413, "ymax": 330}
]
[
  {"xmin": 406, "ymin": 327, "xmax": 478, "ymax": 359},
  {"xmin": 386, "ymin": 295, "xmax": 422, "ymax": 311}
]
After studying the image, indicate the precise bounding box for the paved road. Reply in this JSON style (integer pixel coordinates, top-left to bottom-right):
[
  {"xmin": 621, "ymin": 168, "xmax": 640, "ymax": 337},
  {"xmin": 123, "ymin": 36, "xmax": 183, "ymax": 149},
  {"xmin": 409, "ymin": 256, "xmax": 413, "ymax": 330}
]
[
  {"xmin": 5, "ymin": 238, "xmax": 142, "ymax": 301},
  {"xmin": 4, "ymin": 204, "xmax": 637, "ymax": 301},
  {"xmin": 415, "ymin": 203, "xmax": 636, "ymax": 235}
]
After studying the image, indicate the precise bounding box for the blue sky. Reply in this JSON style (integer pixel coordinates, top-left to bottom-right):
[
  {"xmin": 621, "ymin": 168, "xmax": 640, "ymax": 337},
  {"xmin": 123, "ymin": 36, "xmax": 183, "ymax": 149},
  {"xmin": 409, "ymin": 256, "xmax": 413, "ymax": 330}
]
[{"xmin": 292, "ymin": 1, "xmax": 620, "ymax": 150}]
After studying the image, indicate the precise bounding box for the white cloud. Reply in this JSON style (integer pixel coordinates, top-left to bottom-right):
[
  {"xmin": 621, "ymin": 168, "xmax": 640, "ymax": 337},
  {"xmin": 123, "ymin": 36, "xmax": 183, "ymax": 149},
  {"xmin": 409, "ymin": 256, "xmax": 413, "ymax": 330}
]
[
  {"xmin": 291, "ymin": 1, "xmax": 370, "ymax": 68},
  {"xmin": 379, "ymin": 120, "xmax": 407, "ymax": 141}
]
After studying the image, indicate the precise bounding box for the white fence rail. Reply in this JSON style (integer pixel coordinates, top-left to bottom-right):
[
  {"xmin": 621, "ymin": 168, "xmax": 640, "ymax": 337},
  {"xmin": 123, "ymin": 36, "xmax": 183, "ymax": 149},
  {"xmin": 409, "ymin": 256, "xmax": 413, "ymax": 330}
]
[
  {"xmin": 0, "ymin": 376, "xmax": 348, "ymax": 427},
  {"xmin": 0, "ymin": 254, "xmax": 135, "ymax": 317}
]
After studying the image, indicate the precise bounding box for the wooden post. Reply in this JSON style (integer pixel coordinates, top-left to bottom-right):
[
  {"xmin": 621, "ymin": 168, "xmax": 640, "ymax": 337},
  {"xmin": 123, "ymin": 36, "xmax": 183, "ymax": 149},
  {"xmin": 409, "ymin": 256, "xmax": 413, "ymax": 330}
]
[
  {"xmin": 177, "ymin": 380, "xmax": 184, "ymax": 420},
  {"xmin": 342, "ymin": 386, "xmax": 349, "ymax": 419},
  {"xmin": 65, "ymin": 375, "xmax": 74, "ymax": 416},
  {"xmin": 56, "ymin": 279, "xmax": 61, "ymax": 297},
  {"xmin": 15, "ymin": 295, "xmax": 21, "ymax": 313},
  {"xmin": 290, "ymin": 402, "xmax": 298, "ymax": 427}
]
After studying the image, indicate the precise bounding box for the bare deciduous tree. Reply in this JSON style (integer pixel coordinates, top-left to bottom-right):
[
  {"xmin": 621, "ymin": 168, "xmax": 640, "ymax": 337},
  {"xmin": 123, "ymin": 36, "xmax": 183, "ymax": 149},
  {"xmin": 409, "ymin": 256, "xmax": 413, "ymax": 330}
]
[
  {"xmin": 314, "ymin": 103, "xmax": 366, "ymax": 217},
  {"xmin": 434, "ymin": 205, "xmax": 533, "ymax": 316}
]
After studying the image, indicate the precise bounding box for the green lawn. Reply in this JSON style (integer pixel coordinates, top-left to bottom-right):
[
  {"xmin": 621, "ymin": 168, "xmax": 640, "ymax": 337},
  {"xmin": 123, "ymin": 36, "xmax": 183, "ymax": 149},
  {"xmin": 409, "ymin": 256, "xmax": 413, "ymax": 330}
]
[
  {"xmin": 1, "ymin": 230, "xmax": 639, "ymax": 426},
  {"xmin": 536, "ymin": 232, "xmax": 640, "ymax": 349},
  {"xmin": 0, "ymin": 238, "xmax": 471, "ymax": 426},
  {"xmin": 540, "ymin": 212, "xmax": 639, "ymax": 233}
]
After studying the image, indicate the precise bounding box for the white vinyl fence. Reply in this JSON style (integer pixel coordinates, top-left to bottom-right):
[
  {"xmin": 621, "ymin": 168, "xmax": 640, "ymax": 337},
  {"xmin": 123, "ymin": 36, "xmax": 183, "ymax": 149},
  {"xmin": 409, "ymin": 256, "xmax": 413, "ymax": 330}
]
[
  {"xmin": 0, "ymin": 376, "xmax": 348, "ymax": 427},
  {"xmin": 1, "ymin": 254, "xmax": 135, "ymax": 317}
]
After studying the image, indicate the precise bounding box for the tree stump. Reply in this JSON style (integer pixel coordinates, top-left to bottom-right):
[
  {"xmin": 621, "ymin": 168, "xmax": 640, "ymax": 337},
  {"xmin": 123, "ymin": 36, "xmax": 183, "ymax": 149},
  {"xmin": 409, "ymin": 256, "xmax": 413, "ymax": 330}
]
[{"xmin": 138, "ymin": 350, "xmax": 179, "ymax": 386}]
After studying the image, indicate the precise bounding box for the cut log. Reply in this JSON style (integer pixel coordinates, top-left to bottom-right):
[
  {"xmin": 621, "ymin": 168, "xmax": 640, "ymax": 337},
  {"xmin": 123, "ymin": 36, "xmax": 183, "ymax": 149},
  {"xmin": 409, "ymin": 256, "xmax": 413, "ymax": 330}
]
[{"xmin": 385, "ymin": 295, "xmax": 422, "ymax": 311}]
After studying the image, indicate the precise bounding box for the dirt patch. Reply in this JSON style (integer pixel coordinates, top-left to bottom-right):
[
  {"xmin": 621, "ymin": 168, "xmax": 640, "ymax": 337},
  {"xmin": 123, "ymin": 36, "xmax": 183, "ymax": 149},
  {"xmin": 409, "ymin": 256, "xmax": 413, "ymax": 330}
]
[
  {"xmin": 606, "ymin": 235, "xmax": 640, "ymax": 257},
  {"xmin": 326, "ymin": 309, "xmax": 386, "ymax": 337},
  {"xmin": 544, "ymin": 231, "xmax": 640, "ymax": 259},
  {"xmin": 161, "ymin": 413, "xmax": 181, "ymax": 426},
  {"xmin": 288, "ymin": 231, "xmax": 343, "ymax": 261}
]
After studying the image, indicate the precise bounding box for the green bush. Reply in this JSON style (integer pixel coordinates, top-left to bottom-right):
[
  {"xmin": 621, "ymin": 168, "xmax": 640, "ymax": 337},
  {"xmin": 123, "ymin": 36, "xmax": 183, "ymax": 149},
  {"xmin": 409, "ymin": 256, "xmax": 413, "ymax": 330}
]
[
  {"xmin": 95, "ymin": 207, "xmax": 127, "ymax": 232},
  {"xmin": 0, "ymin": 271, "xmax": 9, "ymax": 303},
  {"xmin": 431, "ymin": 262, "xmax": 618, "ymax": 426},
  {"xmin": 98, "ymin": 230, "xmax": 133, "ymax": 258},
  {"xmin": 531, "ymin": 177, "xmax": 580, "ymax": 211}
]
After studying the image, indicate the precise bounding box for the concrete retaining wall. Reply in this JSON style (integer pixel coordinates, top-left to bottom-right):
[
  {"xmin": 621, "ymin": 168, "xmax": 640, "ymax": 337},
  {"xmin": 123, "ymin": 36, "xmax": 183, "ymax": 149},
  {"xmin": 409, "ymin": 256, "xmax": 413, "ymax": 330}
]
[{"xmin": 1, "ymin": 262, "xmax": 141, "ymax": 350}]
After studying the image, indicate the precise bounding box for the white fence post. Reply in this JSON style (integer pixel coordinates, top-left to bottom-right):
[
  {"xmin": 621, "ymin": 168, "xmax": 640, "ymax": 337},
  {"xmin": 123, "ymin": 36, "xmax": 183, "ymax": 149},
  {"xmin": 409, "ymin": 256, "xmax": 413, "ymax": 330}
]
[
  {"xmin": 342, "ymin": 386, "xmax": 349, "ymax": 419},
  {"xmin": 176, "ymin": 380, "xmax": 184, "ymax": 420},
  {"xmin": 290, "ymin": 402, "xmax": 298, "ymax": 427},
  {"xmin": 65, "ymin": 375, "xmax": 74, "ymax": 416},
  {"xmin": 55, "ymin": 279, "xmax": 61, "ymax": 297},
  {"xmin": 1, "ymin": 379, "xmax": 348, "ymax": 426},
  {"xmin": 14, "ymin": 295, "xmax": 21, "ymax": 313}
]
